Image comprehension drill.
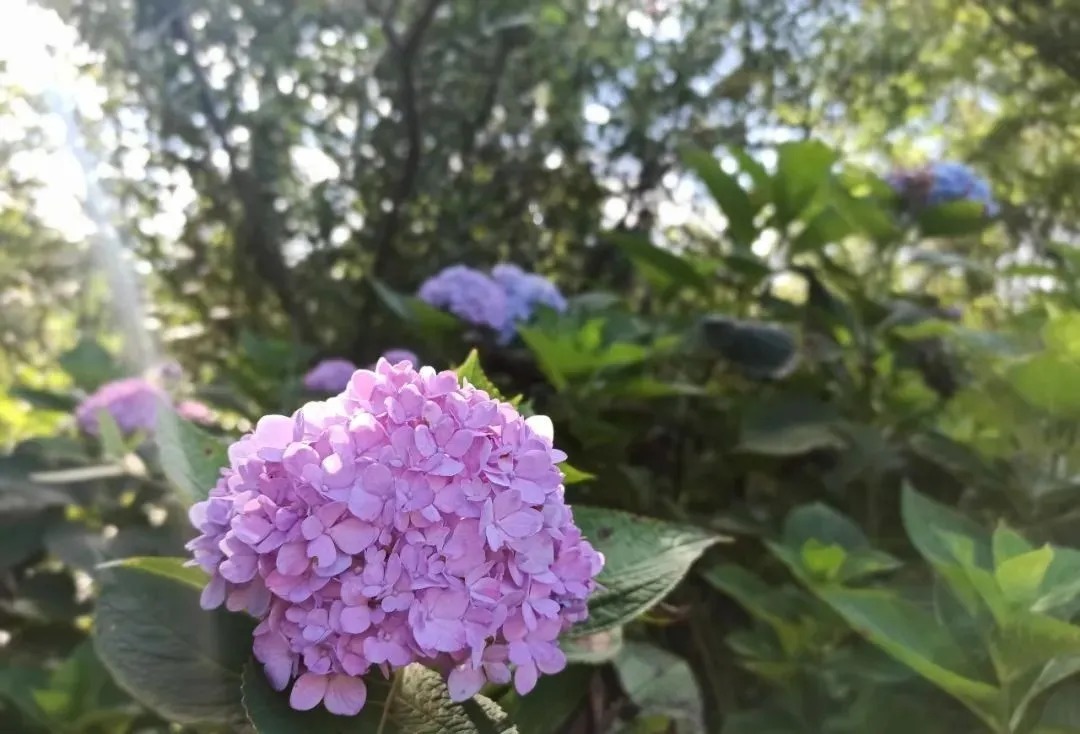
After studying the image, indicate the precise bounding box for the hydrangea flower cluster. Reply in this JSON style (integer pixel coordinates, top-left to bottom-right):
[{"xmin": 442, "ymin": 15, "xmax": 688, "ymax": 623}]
[
  {"xmin": 491, "ymin": 265, "xmax": 568, "ymax": 344},
  {"xmin": 418, "ymin": 265, "xmax": 508, "ymax": 331},
  {"xmin": 186, "ymin": 359, "xmax": 603, "ymax": 716},
  {"xmin": 75, "ymin": 377, "xmax": 165, "ymax": 436},
  {"xmin": 418, "ymin": 264, "xmax": 567, "ymax": 344},
  {"xmin": 888, "ymin": 161, "xmax": 999, "ymax": 217},
  {"xmin": 177, "ymin": 399, "xmax": 214, "ymax": 425},
  {"xmin": 304, "ymin": 359, "xmax": 359, "ymax": 393},
  {"xmin": 379, "ymin": 349, "xmax": 418, "ymax": 368}
]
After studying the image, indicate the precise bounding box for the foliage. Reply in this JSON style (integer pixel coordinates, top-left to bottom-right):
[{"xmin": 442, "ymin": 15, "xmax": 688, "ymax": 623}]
[{"xmin": 4, "ymin": 0, "xmax": 1080, "ymax": 731}]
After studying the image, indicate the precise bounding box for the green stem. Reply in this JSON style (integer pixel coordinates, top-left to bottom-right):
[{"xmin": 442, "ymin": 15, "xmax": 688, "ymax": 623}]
[{"xmin": 376, "ymin": 668, "xmax": 403, "ymax": 734}]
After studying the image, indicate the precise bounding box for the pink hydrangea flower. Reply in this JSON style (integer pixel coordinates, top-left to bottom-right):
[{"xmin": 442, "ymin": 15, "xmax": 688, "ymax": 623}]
[
  {"xmin": 304, "ymin": 359, "xmax": 358, "ymax": 393},
  {"xmin": 75, "ymin": 377, "xmax": 165, "ymax": 436},
  {"xmin": 177, "ymin": 399, "xmax": 214, "ymax": 425},
  {"xmin": 187, "ymin": 359, "xmax": 603, "ymax": 716}
]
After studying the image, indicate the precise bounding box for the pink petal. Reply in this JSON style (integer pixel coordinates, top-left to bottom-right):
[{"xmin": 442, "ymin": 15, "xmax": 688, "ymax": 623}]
[
  {"xmin": 500, "ymin": 509, "xmax": 544, "ymax": 538},
  {"xmin": 276, "ymin": 542, "xmax": 309, "ymax": 575},
  {"xmin": 525, "ymin": 414, "xmax": 554, "ymax": 440},
  {"xmin": 340, "ymin": 605, "xmax": 372, "ymax": 634},
  {"xmin": 348, "ymin": 490, "xmax": 384, "ymax": 522},
  {"xmin": 515, "ymin": 450, "xmax": 551, "ymax": 478},
  {"xmin": 324, "ymin": 675, "xmax": 367, "ymax": 716},
  {"xmin": 289, "ymin": 673, "xmax": 328, "ymax": 711},
  {"xmin": 300, "ymin": 515, "xmax": 324, "ymax": 541},
  {"xmin": 444, "ymin": 429, "xmax": 475, "ymax": 458},
  {"xmin": 431, "ymin": 456, "xmax": 465, "ymax": 477},
  {"xmin": 513, "ymin": 662, "xmax": 538, "ymax": 695},
  {"xmin": 330, "ymin": 519, "xmax": 380, "ymax": 554},
  {"xmin": 307, "ymin": 534, "xmax": 338, "ymax": 568},
  {"xmin": 414, "ymin": 424, "xmax": 437, "ymax": 457},
  {"xmin": 447, "ymin": 666, "xmax": 485, "ymax": 702},
  {"xmin": 362, "ymin": 463, "xmax": 393, "ymax": 494}
]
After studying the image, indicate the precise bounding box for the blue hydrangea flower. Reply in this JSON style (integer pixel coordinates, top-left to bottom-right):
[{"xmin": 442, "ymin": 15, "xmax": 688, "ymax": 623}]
[
  {"xmin": 417, "ymin": 265, "xmax": 507, "ymax": 330},
  {"xmin": 888, "ymin": 161, "xmax": 999, "ymax": 217},
  {"xmin": 491, "ymin": 264, "xmax": 568, "ymax": 344}
]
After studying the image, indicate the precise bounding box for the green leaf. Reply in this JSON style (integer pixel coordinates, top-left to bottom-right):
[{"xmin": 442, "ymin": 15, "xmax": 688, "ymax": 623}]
[
  {"xmin": 96, "ymin": 409, "xmax": 127, "ymax": 459},
  {"xmin": 991, "ymin": 614, "xmax": 1080, "ymax": 680},
  {"xmin": 59, "ymin": 338, "xmax": 120, "ymax": 391},
  {"xmin": 606, "ymin": 231, "xmax": 710, "ymax": 294},
  {"xmin": 1033, "ymin": 679, "xmax": 1080, "ymax": 733},
  {"xmin": 783, "ymin": 503, "xmax": 867, "ymax": 552},
  {"xmin": 1011, "ymin": 657, "xmax": 1080, "ymax": 731},
  {"xmin": 738, "ymin": 397, "xmax": 842, "ymax": 456},
  {"xmin": 791, "ymin": 205, "xmax": 855, "ymax": 253},
  {"xmin": 0, "ymin": 509, "xmax": 57, "ymax": 570},
  {"xmin": 699, "ymin": 316, "xmax": 799, "ymax": 379},
  {"xmin": 155, "ymin": 406, "xmax": 228, "ymax": 504},
  {"xmin": 371, "ymin": 277, "xmax": 461, "ymax": 338},
  {"xmin": 93, "ymin": 558, "xmax": 255, "ymax": 724},
  {"xmin": 569, "ymin": 506, "xmax": 724, "ymax": 635},
  {"xmin": 500, "ymin": 666, "xmax": 590, "ymax": 734},
  {"xmin": 815, "ymin": 587, "xmax": 1000, "ymax": 728},
  {"xmin": 31, "ymin": 640, "xmax": 129, "ymax": 725},
  {"xmin": 454, "ymin": 349, "xmax": 511, "ymax": 402},
  {"xmin": 518, "ymin": 323, "xmax": 656, "ymax": 390},
  {"xmin": 679, "ymin": 145, "xmax": 757, "ymax": 248},
  {"xmin": 560, "ymin": 462, "xmax": 595, "ymax": 484},
  {"xmin": 901, "ymin": 485, "xmax": 990, "ymax": 569},
  {"xmin": 1006, "ymin": 354, "xmax": 1080, "ymax": 416},
  {"xmin": 996, "ymin": 546, "xmax": 1053, "ymax": 605},
  {"xmin": 917, "ymin": 200, "xmax": 991, "ymax": 237},
  {"xmin": 774, "ymin": 141, "xmax": 838, "ymax": 225},
  {"xmin": 9, "ymin": 387, "xmax": 77, "ymax": 412},
  {"xmin": 242, "ymin": 661, "xmax": 515, "ymax": 734},
  {"xmin": 613, "ymin": 641, "xmax": 705, "ymax": 733}
]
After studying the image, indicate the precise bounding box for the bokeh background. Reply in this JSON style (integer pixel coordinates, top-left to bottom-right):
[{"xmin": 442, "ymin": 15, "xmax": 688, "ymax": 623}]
[{"xmin": 4, "ymin": 1, "xmax": 1080, "ymax": 732}]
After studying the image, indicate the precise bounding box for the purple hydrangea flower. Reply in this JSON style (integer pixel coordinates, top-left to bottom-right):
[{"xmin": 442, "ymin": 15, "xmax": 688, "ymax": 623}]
[
  {"xmin": 490, "ymin": 265, "xmax": 567, "ymax": 344},
  {"xmin": 186, "ymin": 359, "xmax": 604, "ymax": 716},
  {"xmin": 76, "ymin": 377, "xmax": 164, "ymax": 436},
  {"xmin": 379, "ymin": 349, "xmax": 418, "ymax": 368},
  {"xmin": 888, "ymin": 161, "xmax": 999, "ymax": 217},
  {"xmin": 417, "ymin": 266, "xmax": 507, "ymax": 330},
  {"xmin": 304, "ymin": 359, "xmax": 358, "ymax": 393}
]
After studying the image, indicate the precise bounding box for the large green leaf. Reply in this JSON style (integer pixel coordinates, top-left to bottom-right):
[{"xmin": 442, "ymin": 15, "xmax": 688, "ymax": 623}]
[
  {"xmin": 737, "ymin": 397, "xmax": 842, "ymax": 456},
  {"xmin": 1006, "ymin": 354, "xmax": 1080, "ymax": 416},
  {"xmin": 679, "ymin": 145, "xmax": 757, "ymax": 249},
  {"xmin": 155, "ymin": 406, "xmax": 229, "ymax": 504},
  {"xmin": 499, "ymin": 666, "xmax": 590, "ymax": 734},
  {"xmin": 901, "ymin": 485, "xmax": 991, "ymax": 569},
  {"xmin": 917, "ymin": 200, "xmax": 991, "ymax": 237},
  {"xmin": 371, "ymin": 277, "xmax": 462, "ymax": 338},
  {"xmin": 454, "ymin": 349, "xmax": 512, "ymax": 402},
  {"xmin": 699, "ymin": 316, "xmax": 799, "ymax": 379},
  {"xmin": 93, "ymin": 557, "xmax": 254, "ymax": 725},
  {"xmin": 606, "ymin": 231, "xmax": 710, "ymax": 294},
  {"xmin": 773, "ymin": 141, "xmax": 838, "ymax": 225},
  {"xmin": 569, "ymin": 507, "xmax": 724, "ymax": 635},
  {"xmin": 815, "ymin": 587, "xmax": 999, "ymax": 728},
  {"xmin": 59, "ymin": 338, "xmax": 121, "ymax": 391},
  {"xmin": 612, "ymin": 641, "xmax": 704, "ymax": 733},
  {"xmin": 242, "ymin": 661, "xmax": 515, "ymax": 733}
]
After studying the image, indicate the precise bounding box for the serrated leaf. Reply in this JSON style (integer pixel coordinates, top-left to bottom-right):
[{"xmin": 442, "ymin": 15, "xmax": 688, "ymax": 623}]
[
  {"xmin": 454, "ymin": 349, "xmax": 510, "ymax": 402},
  {"xmin": 93, "ymin": 558, "xmax": 254, "ymax": 724},
  {"xmin": 569, "ymin": 506, "xmax": 724, "ymax": 636},
  {"xmin": 242, "ymin": 661, "xmax": 515, "ymax": 733},
  {"xmin": 155, "ymin": 406, "xmax": 228, "ymax": 504}
]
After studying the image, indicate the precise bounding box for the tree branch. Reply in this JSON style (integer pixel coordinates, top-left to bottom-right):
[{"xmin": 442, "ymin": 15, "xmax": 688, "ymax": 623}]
[{"xmin": 368, "ymin": 0, "xmax": 445, "ymax": 282}]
